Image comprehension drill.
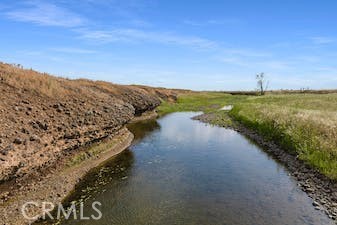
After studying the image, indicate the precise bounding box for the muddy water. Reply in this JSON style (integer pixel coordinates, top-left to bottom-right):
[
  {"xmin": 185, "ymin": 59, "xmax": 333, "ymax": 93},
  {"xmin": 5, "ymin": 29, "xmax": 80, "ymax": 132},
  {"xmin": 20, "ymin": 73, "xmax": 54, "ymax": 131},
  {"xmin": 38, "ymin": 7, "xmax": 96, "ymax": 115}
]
[{"xmin": 49, "ymin": 112, "xmax": 333, "ymax": 225}]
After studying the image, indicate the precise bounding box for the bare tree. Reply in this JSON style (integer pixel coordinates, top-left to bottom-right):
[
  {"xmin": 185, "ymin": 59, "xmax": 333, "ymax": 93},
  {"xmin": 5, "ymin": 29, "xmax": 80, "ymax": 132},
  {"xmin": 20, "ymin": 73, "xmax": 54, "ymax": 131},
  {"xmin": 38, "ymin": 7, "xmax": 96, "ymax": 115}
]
[{"xmin": 256, "ymin": 72, "xmax": 269, "ymax": 95}]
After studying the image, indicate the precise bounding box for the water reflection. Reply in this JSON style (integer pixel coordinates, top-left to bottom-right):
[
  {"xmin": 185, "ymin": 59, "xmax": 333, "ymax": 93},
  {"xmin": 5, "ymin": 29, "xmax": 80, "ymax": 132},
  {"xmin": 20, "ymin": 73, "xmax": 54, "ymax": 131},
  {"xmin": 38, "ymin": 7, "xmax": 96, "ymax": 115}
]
[
  {"xmin": 127, "ymin": 119, "xmax": 161, "ymax": 142},
  {"xmin": 45, "ymin": 112, "xmax": 333, "ymax": 225}
]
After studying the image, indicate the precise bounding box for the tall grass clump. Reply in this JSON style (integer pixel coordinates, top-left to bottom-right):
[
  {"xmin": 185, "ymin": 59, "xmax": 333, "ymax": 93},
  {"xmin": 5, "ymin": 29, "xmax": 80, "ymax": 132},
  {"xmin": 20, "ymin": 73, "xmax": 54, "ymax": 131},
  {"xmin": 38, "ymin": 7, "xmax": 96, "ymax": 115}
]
[{"xmin": 229, "ymin": 103, "xmax": 337, "ymax": 179}]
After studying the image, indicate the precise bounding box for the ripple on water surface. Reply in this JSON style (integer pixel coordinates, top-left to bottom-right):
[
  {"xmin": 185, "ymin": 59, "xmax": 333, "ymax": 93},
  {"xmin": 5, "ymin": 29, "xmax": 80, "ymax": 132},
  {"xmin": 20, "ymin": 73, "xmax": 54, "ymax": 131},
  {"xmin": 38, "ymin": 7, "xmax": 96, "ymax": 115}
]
[{"xmin": 49, "ymin": 112, "xmax": 334, "ymax": 225}]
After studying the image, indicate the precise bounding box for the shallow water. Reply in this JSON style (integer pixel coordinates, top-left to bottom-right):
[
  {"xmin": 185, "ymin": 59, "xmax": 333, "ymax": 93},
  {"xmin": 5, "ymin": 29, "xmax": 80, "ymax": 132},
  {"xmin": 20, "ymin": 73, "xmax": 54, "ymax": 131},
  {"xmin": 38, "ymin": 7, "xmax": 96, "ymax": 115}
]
[{"xmin": 52, "ymin": 112, "xmax": 333, "ymax": 225}]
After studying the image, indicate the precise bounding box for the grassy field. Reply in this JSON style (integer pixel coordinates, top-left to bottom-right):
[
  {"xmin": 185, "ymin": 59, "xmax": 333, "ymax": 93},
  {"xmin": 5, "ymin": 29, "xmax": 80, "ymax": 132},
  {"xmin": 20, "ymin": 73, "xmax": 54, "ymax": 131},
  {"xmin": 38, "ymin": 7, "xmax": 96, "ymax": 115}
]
[{"xmin": 158, "ymin": 92, "xmax": 337, "ymax": 180}]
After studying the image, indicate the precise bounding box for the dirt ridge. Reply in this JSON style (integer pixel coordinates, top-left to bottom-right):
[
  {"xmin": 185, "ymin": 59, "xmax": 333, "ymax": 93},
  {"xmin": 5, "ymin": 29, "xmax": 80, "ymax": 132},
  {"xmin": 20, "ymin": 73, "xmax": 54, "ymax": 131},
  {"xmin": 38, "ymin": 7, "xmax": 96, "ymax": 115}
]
[{"xmin": 0, "ymin": 62, "xmax": 177, "ymax": 184}]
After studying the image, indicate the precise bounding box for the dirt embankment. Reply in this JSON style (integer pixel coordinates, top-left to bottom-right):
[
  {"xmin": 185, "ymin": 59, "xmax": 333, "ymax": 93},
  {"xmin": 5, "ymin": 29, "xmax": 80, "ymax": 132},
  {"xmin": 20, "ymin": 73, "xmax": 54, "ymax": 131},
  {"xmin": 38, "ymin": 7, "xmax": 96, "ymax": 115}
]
[{"xmin": 0, "ymin": 62, "xmax": 177, "ymax": 185}]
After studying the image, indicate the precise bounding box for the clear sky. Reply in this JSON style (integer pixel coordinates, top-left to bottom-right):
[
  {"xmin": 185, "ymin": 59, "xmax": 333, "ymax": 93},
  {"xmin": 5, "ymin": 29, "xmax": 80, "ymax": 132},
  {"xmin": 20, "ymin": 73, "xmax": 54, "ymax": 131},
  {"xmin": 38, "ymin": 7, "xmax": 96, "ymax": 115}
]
[{"xmin": 1, "ymin": 0, "xmax": 337, "ymax": 90}]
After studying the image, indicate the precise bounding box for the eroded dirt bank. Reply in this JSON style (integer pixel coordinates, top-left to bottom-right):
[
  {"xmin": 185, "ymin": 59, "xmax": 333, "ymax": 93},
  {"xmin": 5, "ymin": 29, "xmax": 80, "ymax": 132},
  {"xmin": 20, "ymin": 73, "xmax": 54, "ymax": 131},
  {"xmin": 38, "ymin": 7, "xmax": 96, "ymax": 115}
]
[
  {"xmin": 0, "ymin": 62, "xmax": 178, "ymax": 224},
  {"xmin": 0, "ymin": 62, "xmax": 177, "ymax": 183},
  {"xmin": 1, "ymin": 128, "xmax": 134, "ymax": 225}
]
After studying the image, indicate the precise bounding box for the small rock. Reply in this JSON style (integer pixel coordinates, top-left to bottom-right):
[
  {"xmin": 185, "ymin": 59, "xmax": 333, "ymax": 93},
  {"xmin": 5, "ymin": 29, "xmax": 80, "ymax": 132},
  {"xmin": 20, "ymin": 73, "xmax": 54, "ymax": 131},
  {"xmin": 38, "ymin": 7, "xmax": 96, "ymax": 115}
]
[
  {"xmin": 21, "ymin": 128, "xmax": 29, "ymax": 134},
  {"xmin": 0, "ymin": 148, "xmax": 8, "ymax": 156},
  {"xmin": 319, "ymin": 199, "xmax": 327, "ymax": 205},
  {"xmin": 306, "ymin": 187, "xmax": 314, "ymax": 193},
  {"xmin": 37, "ymin": 121, "xmax": 48, "ymax": 130},
  {"xmin": 53, "ymin": 103, "xmax": 61, "ymax": 109},
  {"xmin": 13, "ymin": 138, "xmax": 23, "ymax": 144},
  {"xmin": 0, "ymin": 191, "xmax": 10, "ymax": 200},
  {"xmin": 85, "ymin": 110, "xmax": 93, "ymax": 116},
  {"xmin": 30, "ymin": 135, "xmax": 40, "ymax": 142},
  {"xmin": 313, "ymin": 201, "xmax": 320, "ymax": 207},
  {"xmin": 30, "ymin": 121, "xmax": 39, "ymax": 129},
  {"xmin": 64, "ymin": 130, "xmax": 80, "ymax": 139},
  {"xmin": 1, "ymin": 145, "xmax": 13, "ymax": 155}
]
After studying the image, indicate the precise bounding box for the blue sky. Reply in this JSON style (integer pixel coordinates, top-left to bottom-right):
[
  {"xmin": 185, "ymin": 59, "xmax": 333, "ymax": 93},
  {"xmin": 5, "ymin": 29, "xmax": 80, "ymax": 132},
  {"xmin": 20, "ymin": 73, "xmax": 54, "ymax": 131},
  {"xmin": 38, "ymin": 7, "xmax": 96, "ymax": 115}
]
[{"xmin": 0, "ymin": 0, "xmax": 337, "ymax": 90}]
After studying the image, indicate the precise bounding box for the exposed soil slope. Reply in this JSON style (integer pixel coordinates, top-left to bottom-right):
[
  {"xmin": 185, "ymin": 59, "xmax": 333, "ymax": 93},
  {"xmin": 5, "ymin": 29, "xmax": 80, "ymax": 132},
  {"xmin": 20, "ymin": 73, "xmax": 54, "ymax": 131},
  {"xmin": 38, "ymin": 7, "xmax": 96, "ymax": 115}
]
[{"xmin": 0, "ymin": 62, "xmax": 177, "ymax": 183}]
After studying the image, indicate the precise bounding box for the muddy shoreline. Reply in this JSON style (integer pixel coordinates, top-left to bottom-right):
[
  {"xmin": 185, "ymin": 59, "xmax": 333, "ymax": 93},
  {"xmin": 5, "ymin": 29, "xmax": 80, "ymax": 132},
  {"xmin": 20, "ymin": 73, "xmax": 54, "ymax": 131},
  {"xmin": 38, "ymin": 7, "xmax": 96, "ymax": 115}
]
[
  {"xmin": 193, "ymin": 113, "xmax": 337, "ymax": 222},
  {"xmin": 0, "ymin": 127, "xmax": 134, "ymax": 225},
  {"xmin": 0, "ymin": 110, "xmax": 160, "ymax": 225}
]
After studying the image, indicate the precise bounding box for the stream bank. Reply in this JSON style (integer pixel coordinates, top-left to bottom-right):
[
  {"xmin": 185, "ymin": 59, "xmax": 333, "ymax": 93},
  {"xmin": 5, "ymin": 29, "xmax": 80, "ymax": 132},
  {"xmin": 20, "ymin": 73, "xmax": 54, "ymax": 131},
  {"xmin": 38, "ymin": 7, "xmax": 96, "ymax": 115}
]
[
  {"xmin": 193, "ymin": 112, "xmax": 337, "ymax": 221},
  {"xmin": 0, "ymin": 62, "xmax": 179, "ymax": 225},
  {"xmin": 37, "ymin": 112, "xmax": 335, "ymax": 225}
]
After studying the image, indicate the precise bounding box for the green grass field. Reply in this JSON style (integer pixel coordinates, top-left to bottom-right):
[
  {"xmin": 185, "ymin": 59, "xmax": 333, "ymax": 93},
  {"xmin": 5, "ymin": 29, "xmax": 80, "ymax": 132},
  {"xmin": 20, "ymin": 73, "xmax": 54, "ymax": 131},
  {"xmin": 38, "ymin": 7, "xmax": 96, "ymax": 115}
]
[{"xmin": 158, "ymin": 92, "xmax": 337, "ymax": 180}]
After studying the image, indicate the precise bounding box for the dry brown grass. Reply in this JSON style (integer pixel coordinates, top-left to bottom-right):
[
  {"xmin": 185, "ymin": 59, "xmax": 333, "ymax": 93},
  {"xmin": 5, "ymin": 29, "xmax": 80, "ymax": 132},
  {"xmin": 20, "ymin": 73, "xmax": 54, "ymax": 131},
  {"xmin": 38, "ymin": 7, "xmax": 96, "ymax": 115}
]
[
  {"xmin": 0, "ymin": 63, "xmax": 67, "ymax": 97},
  {"xmin": 0, "ymin": 62, "xmax": 177, "ymax": 103}
]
